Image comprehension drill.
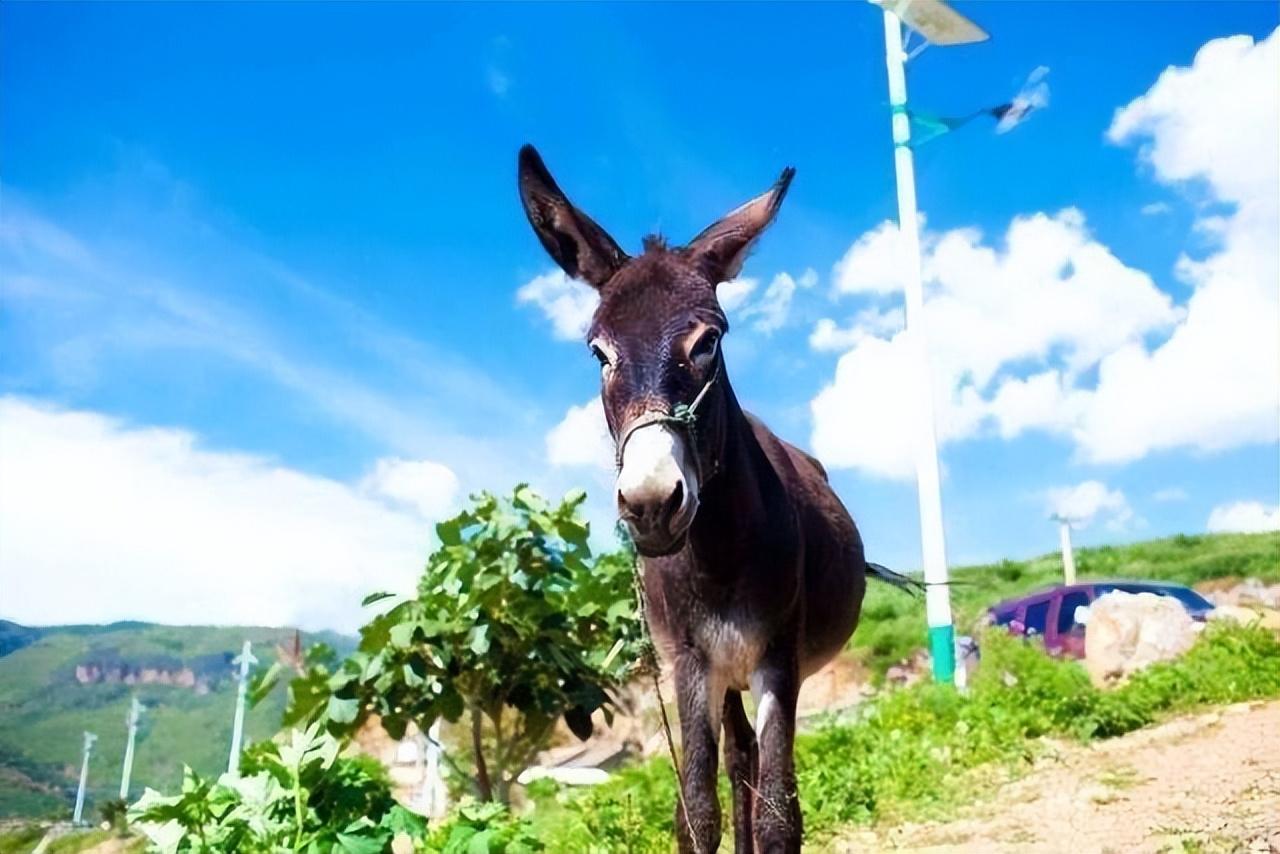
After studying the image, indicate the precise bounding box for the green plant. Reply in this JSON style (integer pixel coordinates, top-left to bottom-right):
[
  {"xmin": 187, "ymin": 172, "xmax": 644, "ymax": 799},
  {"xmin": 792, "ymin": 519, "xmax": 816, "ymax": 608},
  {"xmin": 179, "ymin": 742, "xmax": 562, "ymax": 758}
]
[
  {"xmin": 421, "ymin": 801, "xmax": 543, "ymax": 854},
  {"xmin": 281, "ymin": 486, "xmax": 645, "ymax": 804},
  {"xmin": 129, "ymin": 724, "xmax": 423, "ymax": 853},
  {"xmin": 98, "ymin": 797, "xmax": 129, "ymax": 830}
]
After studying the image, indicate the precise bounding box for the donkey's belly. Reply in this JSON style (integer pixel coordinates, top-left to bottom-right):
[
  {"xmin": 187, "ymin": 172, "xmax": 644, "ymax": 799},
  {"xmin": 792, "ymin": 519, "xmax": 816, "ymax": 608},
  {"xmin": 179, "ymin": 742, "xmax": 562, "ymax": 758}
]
[{"xmin": 696, "ymin": 613, "xmax": 765, "ymax": 693}]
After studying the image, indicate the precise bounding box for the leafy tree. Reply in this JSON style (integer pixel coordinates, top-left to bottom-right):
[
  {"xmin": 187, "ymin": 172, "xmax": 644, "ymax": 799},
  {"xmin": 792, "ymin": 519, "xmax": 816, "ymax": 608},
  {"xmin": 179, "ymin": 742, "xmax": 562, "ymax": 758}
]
[
  {"xmin": 130, "ymin": 725, "xmax": 424, "ymax": 853},
  {"xmin": 284, "ymin": 486, "xmax": 644, "ymax": 804}
]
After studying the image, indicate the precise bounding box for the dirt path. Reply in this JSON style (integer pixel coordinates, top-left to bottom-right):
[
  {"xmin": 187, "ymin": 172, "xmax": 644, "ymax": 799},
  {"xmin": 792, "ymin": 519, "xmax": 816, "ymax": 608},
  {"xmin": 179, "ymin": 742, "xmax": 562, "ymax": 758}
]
[{"xmin": 834, "ymin": 701, "xmax": 1280, "ymax": 854}]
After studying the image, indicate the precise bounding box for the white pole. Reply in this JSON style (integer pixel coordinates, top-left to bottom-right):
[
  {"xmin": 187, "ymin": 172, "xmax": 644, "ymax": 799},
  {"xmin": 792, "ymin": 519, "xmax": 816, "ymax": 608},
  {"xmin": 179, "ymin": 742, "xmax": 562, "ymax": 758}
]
[
  {"xmin": 881, "ymin": 8, "xmax": 956, "ymax": 684},
  {"xmin": 119, "ymin": 698, "xmax": 142, "ymax": 801},
  {"xmin": 73, "ymin": 731, "xmax": 97, "ymax": 825},
  {"xmin": 424, "ymin": 720, "xmax": 446, "ymax": 818},
  {"xmin": 228, "ymin": 641, "xmax": 257, "ymax": 776},
  {"xmin": 1058, "ymin": 519, "xmax": 1077, "ymax": 585}
]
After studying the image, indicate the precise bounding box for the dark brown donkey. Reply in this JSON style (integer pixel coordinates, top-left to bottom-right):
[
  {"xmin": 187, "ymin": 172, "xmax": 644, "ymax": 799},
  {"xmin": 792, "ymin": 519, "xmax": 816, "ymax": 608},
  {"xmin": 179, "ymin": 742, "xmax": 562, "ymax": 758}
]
[{"xmin": 518, "ymin": 145, "xmax": 895, "ymax": 854}]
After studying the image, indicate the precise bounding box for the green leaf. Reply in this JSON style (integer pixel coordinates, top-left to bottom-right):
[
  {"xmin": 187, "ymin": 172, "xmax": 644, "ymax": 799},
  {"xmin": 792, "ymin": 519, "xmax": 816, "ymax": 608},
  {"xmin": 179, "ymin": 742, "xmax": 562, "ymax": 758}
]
[
  {"xmin": 469, "ymin": 624, "xmax": 491, "ymax": 655},
  {"xmin": 361, "ymin": 591, "xmax": 397, "ymax": 607},
  {"xmin": 326, "ymin": 695, "xmax": 360, "ymax": 725},
  {"xmin": 336, "ymin": 831, "xmax": 387, "ymax": 854}
]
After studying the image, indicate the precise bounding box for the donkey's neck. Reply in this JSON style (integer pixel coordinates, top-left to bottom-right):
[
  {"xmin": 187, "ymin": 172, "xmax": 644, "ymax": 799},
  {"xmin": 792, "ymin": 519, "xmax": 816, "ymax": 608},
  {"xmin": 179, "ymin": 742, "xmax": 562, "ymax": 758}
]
[{"xmin": 685, "ymin": 376, "xmax": 782, "ymax": 574}]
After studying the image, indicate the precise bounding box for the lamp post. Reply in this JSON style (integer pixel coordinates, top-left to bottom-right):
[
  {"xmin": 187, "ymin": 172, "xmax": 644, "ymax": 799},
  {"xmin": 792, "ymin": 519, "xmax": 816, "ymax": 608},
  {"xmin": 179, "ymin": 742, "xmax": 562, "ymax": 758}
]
[
  {"xmin": 72, "ymin": 731, "xmax": 97, "ymax": 825},
  {"xmin": 227, "ymin": 640, "xmax": 257, "ymax": 776},
  {"xmin": 119, "ymin": 697, "xmax": 143, "ymax": 801},
  {"xmin": 1051, "ymin": 514, "xmax": 1079, "ymax": 585},
  {"xmin": 871, "ymin": 0, "xmax": 987, "ymax": 684}
]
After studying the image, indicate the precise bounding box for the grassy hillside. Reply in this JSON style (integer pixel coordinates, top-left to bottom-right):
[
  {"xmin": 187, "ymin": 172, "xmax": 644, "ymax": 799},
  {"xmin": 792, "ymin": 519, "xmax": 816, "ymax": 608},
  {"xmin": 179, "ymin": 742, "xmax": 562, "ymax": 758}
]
[
  {"xmin": 852, "ymin": 530, "xmax": 1280, "ymax": 675},
  {"xmin": 0, "ymin": 622, "xmax": 353, "ymax": 819}
]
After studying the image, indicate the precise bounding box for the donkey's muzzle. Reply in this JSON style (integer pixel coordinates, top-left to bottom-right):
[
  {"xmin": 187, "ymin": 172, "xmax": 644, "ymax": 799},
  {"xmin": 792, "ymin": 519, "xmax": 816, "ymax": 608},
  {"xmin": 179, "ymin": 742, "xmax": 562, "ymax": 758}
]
[{"xmin": 615, "ymin": 422, "xmax": 699, "ymax": 555}]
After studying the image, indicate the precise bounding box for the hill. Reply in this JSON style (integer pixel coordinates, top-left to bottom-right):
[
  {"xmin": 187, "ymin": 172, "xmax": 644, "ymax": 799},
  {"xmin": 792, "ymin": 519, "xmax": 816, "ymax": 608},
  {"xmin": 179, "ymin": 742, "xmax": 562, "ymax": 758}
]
[{"xmin": 0, "ymin": 622, "xmax": 354, "ymax": 819}]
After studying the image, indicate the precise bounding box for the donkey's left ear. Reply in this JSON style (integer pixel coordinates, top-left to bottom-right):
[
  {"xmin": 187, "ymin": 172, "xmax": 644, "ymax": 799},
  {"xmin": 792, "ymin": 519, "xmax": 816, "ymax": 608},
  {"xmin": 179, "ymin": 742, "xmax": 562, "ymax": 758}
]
[
  {"xmin": 685, "ymin": 167, "xmax": 795, "ymax": 285},
  {"xmin": 518, "ymin": 144, "xmax": 629, "ymax": 290}
]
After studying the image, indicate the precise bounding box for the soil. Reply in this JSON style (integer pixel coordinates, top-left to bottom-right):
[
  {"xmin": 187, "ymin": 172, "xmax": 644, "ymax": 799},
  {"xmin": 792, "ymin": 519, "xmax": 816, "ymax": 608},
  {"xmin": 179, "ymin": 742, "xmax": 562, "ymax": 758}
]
[{"xmin": 834, "ymin": 701, "xmax": 1280, "ymax": 853}]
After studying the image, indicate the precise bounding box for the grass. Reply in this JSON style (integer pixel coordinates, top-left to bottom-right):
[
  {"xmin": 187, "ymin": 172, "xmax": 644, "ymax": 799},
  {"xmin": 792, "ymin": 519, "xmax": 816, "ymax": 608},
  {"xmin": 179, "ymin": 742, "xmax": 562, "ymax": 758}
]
[
  {"xmin": 851, "ymin": 531, "xmax": 1280, "ymax": 676},
  {"xmin": 0, "ymin": 824, "xmax": 45, "ymax": 854},
  {"xmin": 529, "ymin": 621, "xmax": 1280, "ymax": 852}
]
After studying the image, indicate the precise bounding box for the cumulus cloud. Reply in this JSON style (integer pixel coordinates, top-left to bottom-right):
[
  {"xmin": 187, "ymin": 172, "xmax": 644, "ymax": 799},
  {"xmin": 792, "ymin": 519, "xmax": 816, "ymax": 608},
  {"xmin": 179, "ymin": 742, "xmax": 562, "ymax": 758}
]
[
  {"xmin": 545, "ymin": 397, "xmax": 613, "ymax": 471},
  {"xmin": 1045, "ymin": 480, "xmax": 1133, "ymax": 530},
  {"xmin": 739, "ymin": 269, "xmax": 816, "ymax": 334},
  {"xmin": 811, "ymin": 30, "xmax": 1279, "ymax": 477},
  {"xmin": 0, "ymin": 398, "xmax": 452, "ymax": 631},
  {"xmin": 717, "ymin": 277, "xmax": 758, "ymax": 313},
  {"xmin": 809, "ymin": 307, "xmax": 904, "ymax": 353},
  {"xmin": 517, "ymin": 270, "xmax": 597, "ymax": 341},
  {"xmin": 1206, "ymin": 500, "xmax": 1280, "ymax": 533},
  {"xmin": 811, "ymin": 209, "xmax": 1176, "ymax": 477},
  {"xmin": 359, "ymin": 457, "xmax": 459, "ymax": 520}
]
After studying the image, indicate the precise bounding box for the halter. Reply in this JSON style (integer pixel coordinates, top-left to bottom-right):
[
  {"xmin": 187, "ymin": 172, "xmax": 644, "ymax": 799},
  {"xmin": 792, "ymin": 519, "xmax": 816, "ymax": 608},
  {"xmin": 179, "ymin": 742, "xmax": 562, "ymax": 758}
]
[{"xmin": 613, "ymin": 357, "xmax": 722, "ymax": 486}]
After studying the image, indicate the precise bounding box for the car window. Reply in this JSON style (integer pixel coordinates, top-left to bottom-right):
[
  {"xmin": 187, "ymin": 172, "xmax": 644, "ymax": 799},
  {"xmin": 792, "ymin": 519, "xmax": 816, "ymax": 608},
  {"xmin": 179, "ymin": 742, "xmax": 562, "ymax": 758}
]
[
  {"xmin": 1057, "ymin": 591, "xmax": 1091, "ymax": 633},
  {"xmin": 1165, "ymin": 587, "xmax": 1214, "ymax": 611},
  {"xmin": 992, "ymin": 609, "xmax": 1018, "ymax": 627},
  {"xmin": 1022, "ymin": 600, "xmax": 1050, "ymax": 635}
]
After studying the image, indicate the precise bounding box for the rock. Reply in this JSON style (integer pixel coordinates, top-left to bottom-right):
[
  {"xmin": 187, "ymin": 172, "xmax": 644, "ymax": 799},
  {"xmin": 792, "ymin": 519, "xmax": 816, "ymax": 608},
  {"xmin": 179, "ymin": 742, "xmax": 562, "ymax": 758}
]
[
  {"xmin": 1084, "ymin": 591, "xmax": 1203, "ymax": 687},
  {"xmin": 1209, "ymin": 604, "xmax": 1280, "ymax": 631}
]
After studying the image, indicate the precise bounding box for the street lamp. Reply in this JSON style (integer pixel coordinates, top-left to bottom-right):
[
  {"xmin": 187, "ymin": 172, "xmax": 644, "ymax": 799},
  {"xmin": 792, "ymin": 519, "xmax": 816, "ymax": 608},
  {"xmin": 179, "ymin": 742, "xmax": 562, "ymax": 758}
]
[
  {"xmin": 1050, "ymin": 514, "xmax": 1080, "ymax": 585},
  {"xmin": 870, "ymin": 0, "xmax": 987, "ymax": 685}
]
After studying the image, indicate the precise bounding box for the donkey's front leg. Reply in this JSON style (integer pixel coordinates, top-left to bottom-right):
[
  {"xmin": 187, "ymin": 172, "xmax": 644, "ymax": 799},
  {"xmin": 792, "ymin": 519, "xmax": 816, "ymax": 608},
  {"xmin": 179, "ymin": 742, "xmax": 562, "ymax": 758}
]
[
  {"xmin": 723, "ymin": 689, "xmax": 758, "ymax": 854},
  {"xmin": 750, "ymin": 651, "xmax": 802, "ymax": 854},
  {"xmin": 674, "ymin": 650, "xmax": 723, "ymax": 854}
]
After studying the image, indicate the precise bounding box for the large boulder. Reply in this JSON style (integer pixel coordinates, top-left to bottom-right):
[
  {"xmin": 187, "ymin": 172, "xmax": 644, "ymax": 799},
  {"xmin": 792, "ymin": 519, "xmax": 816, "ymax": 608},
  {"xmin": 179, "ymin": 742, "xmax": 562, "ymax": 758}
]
[{"xmin": 1083, "ymin": 590, "xmax": 1203, "ymax": 687}]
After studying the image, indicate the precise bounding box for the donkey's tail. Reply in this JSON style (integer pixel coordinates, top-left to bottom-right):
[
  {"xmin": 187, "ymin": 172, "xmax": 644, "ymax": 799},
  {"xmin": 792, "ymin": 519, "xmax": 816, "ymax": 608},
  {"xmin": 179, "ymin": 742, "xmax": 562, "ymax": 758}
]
[{"xmin": 866, "ymin": 562, "xmax": 925, "ymax": 598}]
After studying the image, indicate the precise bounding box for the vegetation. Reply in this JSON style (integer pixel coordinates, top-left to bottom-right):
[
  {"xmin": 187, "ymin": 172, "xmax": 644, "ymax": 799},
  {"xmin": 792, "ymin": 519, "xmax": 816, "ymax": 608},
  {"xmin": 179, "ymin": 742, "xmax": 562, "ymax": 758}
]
[
  {"xmin": 530, "ymin": 622, "xmax": 1280, "ymax": 851},
  {"xmin": 281, "ymin": 487, "xmax": 644, "ymax": 805},
  {"xmin": 852, "ymin": 530, "xmax": 1280, "ymax": 676},
  {"xmin": 0, "ymin": 623, "xmax": 353, "ymax": 819},
  {"xmin": 129, "ymin": 725, "xmax": 423, "ymax": 854}
]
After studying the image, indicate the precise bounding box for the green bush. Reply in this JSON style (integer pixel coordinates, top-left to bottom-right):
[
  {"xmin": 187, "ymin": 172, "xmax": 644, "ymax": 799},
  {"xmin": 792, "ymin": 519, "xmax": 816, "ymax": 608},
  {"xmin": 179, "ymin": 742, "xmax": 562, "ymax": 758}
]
[
  {"xmin": 420, "ymin": 801, "xmax": 542, "ymax": 854},
  {"xmin": 129, "ymin": 725, "xmax": 424, "ymax": 853}
]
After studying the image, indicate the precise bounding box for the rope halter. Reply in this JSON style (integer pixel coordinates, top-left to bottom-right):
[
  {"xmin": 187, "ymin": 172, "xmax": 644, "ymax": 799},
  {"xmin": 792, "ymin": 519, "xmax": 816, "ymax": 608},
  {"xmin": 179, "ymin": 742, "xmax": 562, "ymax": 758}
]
[{"xmin": 613, "ymin": 357, "xmax": 722, "ymax": 487}]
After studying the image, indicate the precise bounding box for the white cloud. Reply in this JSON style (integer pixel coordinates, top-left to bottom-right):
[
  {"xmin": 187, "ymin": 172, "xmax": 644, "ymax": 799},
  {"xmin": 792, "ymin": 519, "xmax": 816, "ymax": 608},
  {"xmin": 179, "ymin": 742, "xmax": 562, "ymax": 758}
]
[
  {"xmin": 545, "ymin": 397, "xmax": 613, "ymax": 471},
  {"xmin": 1140, "ymin": 202, "xmax": 1171, "ymax": 216},
  {"xmin": 811, "ymin": 209, "xmax": 1176, "ymax": 477},
  {"xmin": 811, "ymin": 30, "xmax": 1280, "ymax": 477},
  {"xmin": 0, "ymin": 398, "xmax": 446, "ymax": 631},
  {"xmin": 717, "ymin": 277, "xmax": 758, "ymax": 313},
  {"xmin": 810, "ymin": 307, "xmax": 904, "ymax": 353},
  {"xmin": 831, "ymin": 220, "xmax": 907, "ymax": 296},
  {"xmin": 359, "ymin": 458, "xmax": 459, "ymax": 520},
  {"xmin": 516, "ymin": 269, "xmax": 598, "ymax": 341},
  {"xmin": 487, "ymin": 67, "xmax": 511, "ymax": 97},
  {"xmin": 1153, "ymin": 487, "xmax": 1189, "ymax": 502},
  {"xmin": 1045, "ymin": 480, "xmax": 1133, "ymax": 530},
  {"xmin": 739, "ymin": 268, "xmax": 816, "ymax": 334},
  {"xmin": 1206, "ymin": 500, "xmax": 1280, "ymax": 534},
  {"xmin": 1080, "ymin": 29, "xmax": 1280, "ymax": 463}
]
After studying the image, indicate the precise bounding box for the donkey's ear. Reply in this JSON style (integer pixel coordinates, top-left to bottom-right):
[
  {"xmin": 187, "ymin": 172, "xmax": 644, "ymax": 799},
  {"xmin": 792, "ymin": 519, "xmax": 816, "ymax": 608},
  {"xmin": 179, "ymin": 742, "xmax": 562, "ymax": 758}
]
[
  {"xmin": 518, "ymin": 145, "xmax": 629, "ymax": 289},
  {"xmin": 686, "ymin": 167, "xmax": 795, "ymax": 285}
]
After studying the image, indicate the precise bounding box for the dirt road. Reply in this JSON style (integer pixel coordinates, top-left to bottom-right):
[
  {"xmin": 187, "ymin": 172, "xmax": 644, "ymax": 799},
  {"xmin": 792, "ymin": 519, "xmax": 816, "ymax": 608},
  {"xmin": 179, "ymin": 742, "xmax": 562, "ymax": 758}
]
[{"xmin": 835, "ymin": 701, "xmax": 1280, "ymax": 854}]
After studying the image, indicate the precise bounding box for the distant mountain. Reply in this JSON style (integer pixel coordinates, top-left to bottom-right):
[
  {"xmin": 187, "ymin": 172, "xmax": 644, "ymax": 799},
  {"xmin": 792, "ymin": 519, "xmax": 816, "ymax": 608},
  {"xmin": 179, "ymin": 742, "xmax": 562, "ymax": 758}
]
[{"xmin": 0, "ymin": 621, "xmax": 355, "ymax": 819}]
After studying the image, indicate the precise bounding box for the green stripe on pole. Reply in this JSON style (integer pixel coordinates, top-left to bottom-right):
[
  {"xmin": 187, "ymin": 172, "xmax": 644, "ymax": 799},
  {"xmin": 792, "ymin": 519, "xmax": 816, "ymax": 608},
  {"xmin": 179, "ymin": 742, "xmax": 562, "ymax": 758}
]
[{"xmin": 928, "ymin": 624, "xmax": 956, "ymax": 683}]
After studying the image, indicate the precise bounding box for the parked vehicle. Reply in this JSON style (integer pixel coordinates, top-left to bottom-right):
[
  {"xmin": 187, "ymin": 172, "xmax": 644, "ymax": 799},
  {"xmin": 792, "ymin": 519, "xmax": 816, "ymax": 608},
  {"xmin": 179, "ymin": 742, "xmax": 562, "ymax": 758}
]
[{"xmin": 987, "ymin": 581, "xmax": 1215, "ymax": 658}]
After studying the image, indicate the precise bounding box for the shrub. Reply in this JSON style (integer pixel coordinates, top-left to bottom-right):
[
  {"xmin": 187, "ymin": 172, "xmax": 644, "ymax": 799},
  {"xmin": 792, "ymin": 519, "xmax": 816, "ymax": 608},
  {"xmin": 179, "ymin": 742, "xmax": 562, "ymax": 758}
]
[{"xmin": 129, "ymin": 725, "xmax": 423, "ymax": 853}]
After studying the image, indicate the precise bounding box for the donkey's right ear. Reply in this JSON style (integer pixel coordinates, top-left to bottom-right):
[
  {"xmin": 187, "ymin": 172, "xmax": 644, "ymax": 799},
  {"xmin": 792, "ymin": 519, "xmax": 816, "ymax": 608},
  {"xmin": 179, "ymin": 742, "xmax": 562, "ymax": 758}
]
[{"xmin": 518, "ymin": 145, "xmax": 629, "ymax": 289}]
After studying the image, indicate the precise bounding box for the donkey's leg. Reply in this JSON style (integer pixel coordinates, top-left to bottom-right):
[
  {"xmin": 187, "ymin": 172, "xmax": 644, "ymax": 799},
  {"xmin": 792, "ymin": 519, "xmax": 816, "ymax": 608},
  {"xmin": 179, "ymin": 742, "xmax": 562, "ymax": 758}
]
[
  {"xmin": 722, "ymin": 689, "xmax": 758, "ymax": 854},
  {"xmin": 674, "ymin": 651, "xmax": 723, "ymax": 854},
  {"xmin": 750, "ymin": 651, "xmax": 802, "ymax": 854}
]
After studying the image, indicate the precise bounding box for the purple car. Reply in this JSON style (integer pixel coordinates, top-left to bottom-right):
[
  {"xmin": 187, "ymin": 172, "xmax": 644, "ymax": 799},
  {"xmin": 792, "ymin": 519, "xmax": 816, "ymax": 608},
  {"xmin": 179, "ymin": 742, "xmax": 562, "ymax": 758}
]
[{"xmin": 987, "ymin": 581, "xmax": 1215, "ymax": 658}]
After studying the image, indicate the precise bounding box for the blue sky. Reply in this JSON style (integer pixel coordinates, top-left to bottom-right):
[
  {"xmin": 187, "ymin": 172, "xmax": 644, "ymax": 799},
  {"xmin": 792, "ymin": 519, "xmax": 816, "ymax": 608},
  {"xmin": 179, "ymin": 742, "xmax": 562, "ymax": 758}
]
[{"xmin": 2, "ymin": 2, "xmax": 1277, "ymax": 630}]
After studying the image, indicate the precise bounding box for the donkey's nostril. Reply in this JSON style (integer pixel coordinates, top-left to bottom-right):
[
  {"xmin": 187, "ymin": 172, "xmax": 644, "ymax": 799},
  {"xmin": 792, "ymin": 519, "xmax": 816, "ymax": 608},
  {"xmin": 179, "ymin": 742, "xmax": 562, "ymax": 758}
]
[{"xmin": 663, "ymin": 481, "xmax": 684, "ymax": 524}]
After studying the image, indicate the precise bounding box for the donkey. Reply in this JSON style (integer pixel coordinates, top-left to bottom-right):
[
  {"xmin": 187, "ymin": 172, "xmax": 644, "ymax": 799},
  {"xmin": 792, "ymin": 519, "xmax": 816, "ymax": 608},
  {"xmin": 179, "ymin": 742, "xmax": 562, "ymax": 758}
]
[{"xmin": 518, "ymin": 145, "xmax": 877, "ymax": 854}]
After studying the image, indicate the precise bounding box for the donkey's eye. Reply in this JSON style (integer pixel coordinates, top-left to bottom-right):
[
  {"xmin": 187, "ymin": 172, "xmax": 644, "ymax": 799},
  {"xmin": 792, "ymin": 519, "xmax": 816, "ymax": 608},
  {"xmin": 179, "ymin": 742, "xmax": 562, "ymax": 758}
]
[
  {"xmin": 589, "ymin": 338, "xmax": 616, "ymax": 370},
  {"xmin": 690, "ymin": 329, "xmax": 721, "ymax": 363}
]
